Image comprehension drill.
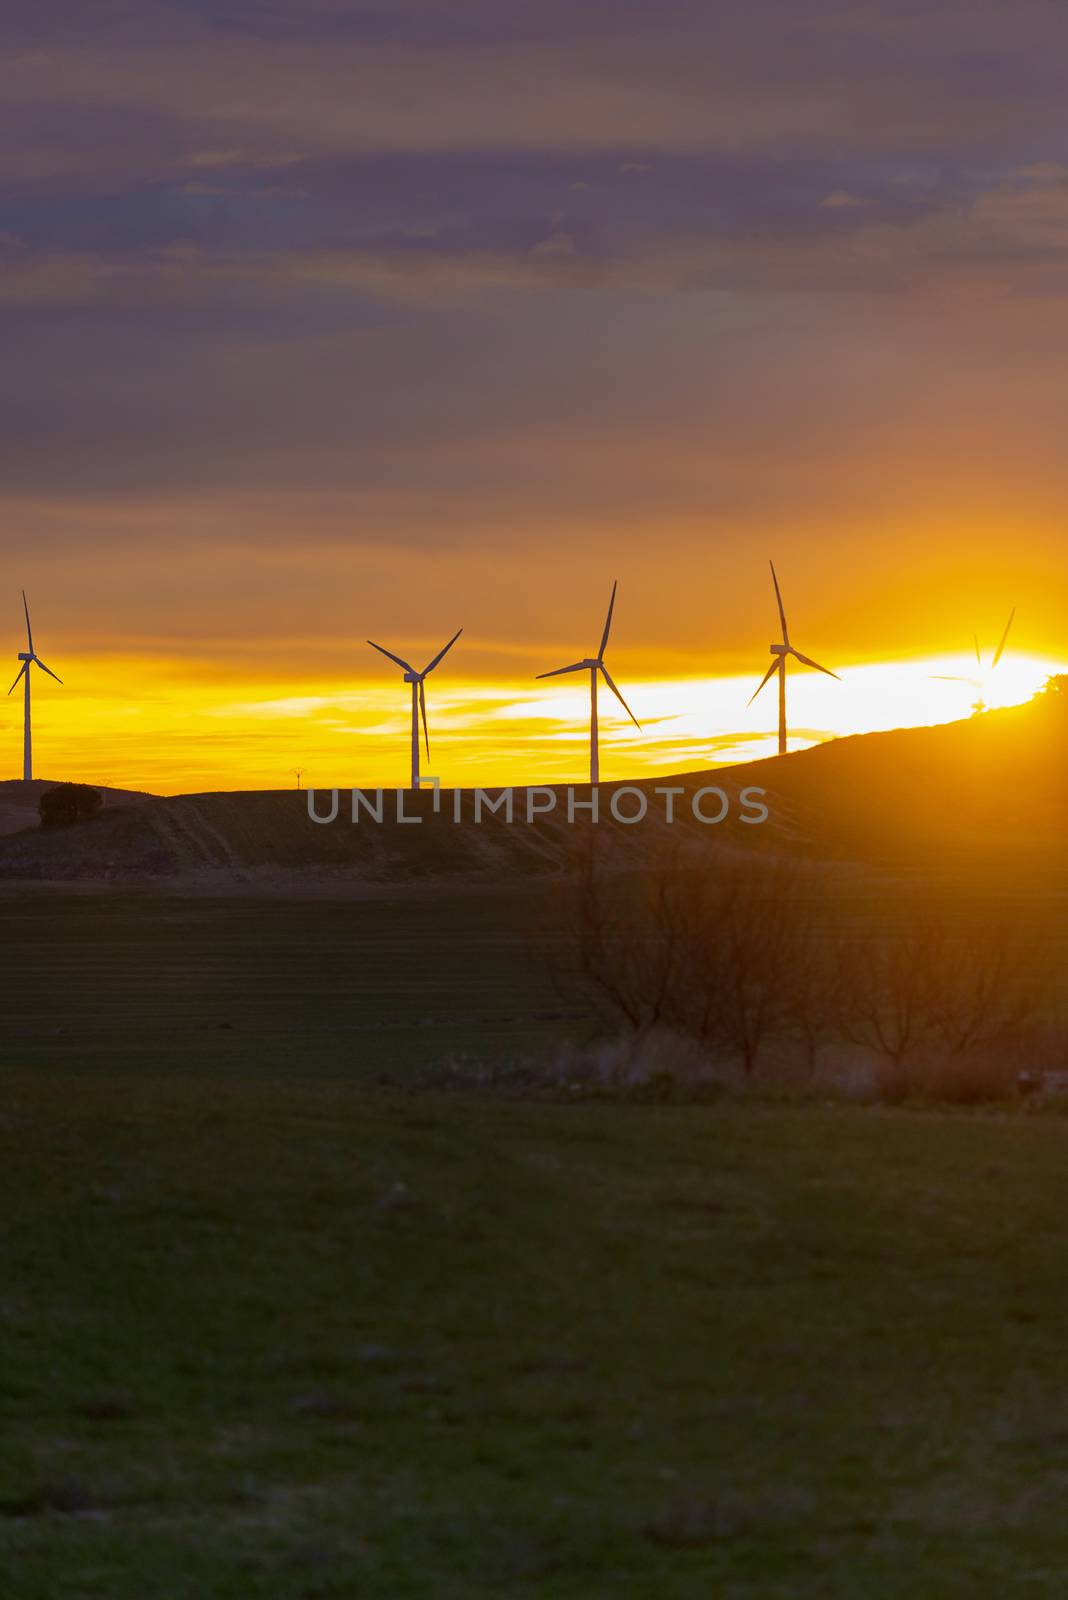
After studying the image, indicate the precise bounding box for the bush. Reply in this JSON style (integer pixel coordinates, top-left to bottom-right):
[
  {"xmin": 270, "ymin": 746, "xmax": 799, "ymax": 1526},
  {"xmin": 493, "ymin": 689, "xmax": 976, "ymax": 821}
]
[{"xmin": 39, "ymin": 783, "xmax": 103, "ymax": 830}]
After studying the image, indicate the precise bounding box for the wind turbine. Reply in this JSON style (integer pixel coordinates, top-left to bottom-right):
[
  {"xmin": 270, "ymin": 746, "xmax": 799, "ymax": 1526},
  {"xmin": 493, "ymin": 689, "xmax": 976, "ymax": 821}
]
[
  {"xmin": 535, "ymin": 580, "xmax": 641, "ymax": 784},
  {"xmin": 367, "ymin": 626, "xmax": 462, "ymax": 790},
  {"xmin": 9, "ymin": 591, "xmax": 62, "ymax": 783},
  {"xmin": 932, "ymin": 607, "xmax": 1016, "ymax": 712},
  {"xmin": 748, "ymin": 561, "xmax": 839, "ymax": 757}
]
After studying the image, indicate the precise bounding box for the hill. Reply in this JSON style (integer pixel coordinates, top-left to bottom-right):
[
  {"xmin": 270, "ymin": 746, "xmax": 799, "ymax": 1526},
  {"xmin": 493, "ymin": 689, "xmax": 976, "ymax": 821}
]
[
  {"xmin": 721, "ymin": 689, "xmax": 1066, "ymax": 876},
  {"xmin": 0, "ymin": 780, "xmax": 153, "ymax": 838},
  {"xmin": 0, "ymin": 695, "xmax": 1063, "ymax": 889}
]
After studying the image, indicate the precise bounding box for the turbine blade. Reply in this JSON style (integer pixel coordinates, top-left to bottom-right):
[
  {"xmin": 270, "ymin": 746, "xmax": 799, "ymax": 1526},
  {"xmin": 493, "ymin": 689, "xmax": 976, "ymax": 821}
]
[
  {"xmin": 599, "ymin": 664, "xmax": 641, "ymax": 730},
  {"xmin": 33, "ymin": 656, "xmax": 62, "ymax": 684},
  {"xmin": 419, "ymin": 679, "xmax": 429, "ymax": 759},
  {"xmin": 769, "ymin": 561, "xmax": 789, "ymax": 644},
  {"xmin": 8, "ymin": 661, "xmax": 27, "ymax": 695},
  {"xmin": 535, "ymin": 661, "xmax": 587, "ymax": 680},
  {"xmin": 598, "ymin": 580, "xmax": 617, "ymax": 659},
  {"xmin": 991, "ymin": 606, "xmax": 1016, "ymax": 670},
  {"xmin": 422, "ymin": 626, "xmax": 463, "ymax": 676},
  {"xmin": 931, "ymin": 674, "xmax": 983, "ymax": 686},
  {"xmin": 22, "ymin": 590, "xmax": 33, "ymax": 655},
  {"xmin": 791, "ymin": 649, "xmax": 840, "ymax": 680},
  {"xmin": 367, "ymin": 639, "xmax": 415, "ymax": 674},
  {"xmin": 747, "ymin": 658, "xmax": 781, "ymax": 707},
  {"xmin": 974, "ymin": 634, "xmax": 982, "ymax": 668}
]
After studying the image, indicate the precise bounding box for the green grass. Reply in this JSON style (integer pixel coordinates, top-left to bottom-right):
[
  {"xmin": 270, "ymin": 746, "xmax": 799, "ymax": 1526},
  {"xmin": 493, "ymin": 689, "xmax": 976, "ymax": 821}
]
[
  {"xmin": 3, "ymin": 1074, "xmax": 1068, "ymax": 1596},
  {"xmin": 3, "ymin": 881, "xmax": 1067, "ymax": 1594},
  {"xmin": 0, "ymin": 887, "xmax": 578, "ymax": 1078}
]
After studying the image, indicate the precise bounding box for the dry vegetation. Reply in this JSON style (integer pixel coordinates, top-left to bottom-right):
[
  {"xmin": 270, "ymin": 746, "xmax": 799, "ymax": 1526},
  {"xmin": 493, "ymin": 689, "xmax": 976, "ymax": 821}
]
[{"xmin": 562, "ymin": 849, "xmax": 1060, "ymax": 1102}]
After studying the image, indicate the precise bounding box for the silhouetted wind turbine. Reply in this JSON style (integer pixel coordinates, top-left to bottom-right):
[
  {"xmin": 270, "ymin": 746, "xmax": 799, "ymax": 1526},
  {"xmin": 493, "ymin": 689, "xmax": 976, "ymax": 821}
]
[
  {"xmin": 932, "ymin": 607, "xmax": 1016, "ymax": 711},
  {"xmin": 748, "ymin": 561, "xmax": 838, "ymax": 757},
  {"xmin": 536, "ymin": 580, "xmax": 641, "ymax": 784},
  {"xmin": 9, "ymin": 591, "xmax": 62, "ymax": 782},
  {"xmin": 367, "ymin": 627, "xmax": 462, "ymax": 790}
]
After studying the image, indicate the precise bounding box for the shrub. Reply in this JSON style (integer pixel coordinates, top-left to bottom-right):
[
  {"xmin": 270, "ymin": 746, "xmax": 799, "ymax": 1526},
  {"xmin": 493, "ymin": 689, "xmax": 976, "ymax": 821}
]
[{"xmin": 39, "ymin": 783, "xmax": 103, "ymax": 830}]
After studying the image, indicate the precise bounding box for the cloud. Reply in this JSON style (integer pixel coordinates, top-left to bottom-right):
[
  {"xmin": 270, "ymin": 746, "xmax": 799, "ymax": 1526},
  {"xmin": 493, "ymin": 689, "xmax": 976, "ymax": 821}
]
[
  {"xmin": 963, "ymin": 163, "xmax": 1068, "ymax": 258},
  {"xmin": 3, "ymin": 1, "xmax": 1068, "ymax": 181},
  {"xmin": 1, "ymin": 0, "xmax": 1067, "ymax": 680},
  {"xmin": 5, "ymin": 158, "xmax": 1068, "ymax": 319}
]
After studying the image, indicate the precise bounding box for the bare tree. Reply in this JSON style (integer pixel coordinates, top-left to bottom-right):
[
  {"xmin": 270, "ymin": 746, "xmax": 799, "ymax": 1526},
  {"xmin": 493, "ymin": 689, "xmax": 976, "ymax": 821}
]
[
  {"xmin": 679, "ymin": 858, "xmax": 806, "ymax": 1075},
  {"xmin": 781, "ymin": 898, "xmax": 845, "ymax": 1078},
  {"xmin": 569, "ymin": 849, "xmax": 821, "ymax": 1076},
  {"xmin": 568, "ymin": 846, "xmax": 690, "ymax": 1036},
  {"xmin": 929, "ymin": 909, "xmax": 1046, "ymax": 1057},
  {"xmin": 564, "ymin": 851, "xmax": 1049, "ymax": 1099},
  {"xmin": 837, "ymin": 897, "xmax": 1046, "ymax": 1097},
  {"xmin": 837, "ymin": 914, "xmax": 941, "ymax": 1081}
]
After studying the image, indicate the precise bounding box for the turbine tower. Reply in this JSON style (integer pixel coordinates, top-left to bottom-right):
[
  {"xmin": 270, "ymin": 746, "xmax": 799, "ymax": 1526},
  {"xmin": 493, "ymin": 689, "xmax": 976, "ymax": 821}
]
[
  {"xmin": 536, "ymin": 579, "xmax": 641, "ymax": 784},
  {"xmin": 367, "ymin": 626, "xmax": 462, "ymax": 790},
  {"xmin": 749, "ymin": 561, "xmax": 838, "ymax": 757},
  {"xmin": 933, "ymin": 607, "xmax": 1016, "ymax": 712},
  {"xmin": 9, "ymin": 591, "xmax": 62, "ymax": 783}
]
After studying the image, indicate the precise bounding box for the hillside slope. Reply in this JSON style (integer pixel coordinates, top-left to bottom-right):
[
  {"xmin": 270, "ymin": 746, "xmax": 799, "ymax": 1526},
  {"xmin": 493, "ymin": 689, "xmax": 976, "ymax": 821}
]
[
  {"xmin": 708, "ymin": 692, "xmax": 1066, "ymax": 876},
  {"xmin": 0, "ymin": 697, "xmax": 1062, "ymax": 888},
  {"xmin": 0, "ymin": 780, "xmax": 153, "ymax": 838}
]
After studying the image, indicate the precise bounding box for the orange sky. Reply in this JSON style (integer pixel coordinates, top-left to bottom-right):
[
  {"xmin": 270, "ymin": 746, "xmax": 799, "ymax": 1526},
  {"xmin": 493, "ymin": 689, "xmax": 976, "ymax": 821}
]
[
  {"xmin": 8, "ymin": 641, "xmax": 1064, "ymax": 794},
  {"xmin": 2, "ymin": 0, "xmax": 1067, "ymax": 790}
]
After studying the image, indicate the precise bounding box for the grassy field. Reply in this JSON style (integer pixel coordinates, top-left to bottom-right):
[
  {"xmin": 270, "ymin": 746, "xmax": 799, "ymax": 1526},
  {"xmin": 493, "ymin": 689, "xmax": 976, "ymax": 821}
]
[
  {"xmin": 2, "ymin": 876, "xmax": 1067, "ymax": 1596},
  {"xmin": 3, "ymin": 1074, "xmax": 1068, "ymax": 1597},
  {"xmin": 5, "ymin": 877, "xmax": 1061, "ymax": 1087},
  {"xmin": 0, "ymin": 886, "xmax": 576, "ymax": 1079}
]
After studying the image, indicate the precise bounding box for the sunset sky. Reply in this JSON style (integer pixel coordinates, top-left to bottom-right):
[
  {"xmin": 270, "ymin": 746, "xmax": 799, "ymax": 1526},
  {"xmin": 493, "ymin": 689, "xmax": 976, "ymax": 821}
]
[{"xmin": 2, "ymin": 1, "xmax": 1066, "ymax": 792}]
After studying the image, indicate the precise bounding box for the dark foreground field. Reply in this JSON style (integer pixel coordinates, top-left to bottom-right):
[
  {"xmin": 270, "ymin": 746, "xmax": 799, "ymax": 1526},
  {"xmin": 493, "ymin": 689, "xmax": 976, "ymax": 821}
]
[
  {"xmin": 0, "ymin": 886, "xmax": 573, "ymax": 1079},
  {"xmin": 3, "ymin": 1075, "xmax": 1068, "ymax": 1598}
]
